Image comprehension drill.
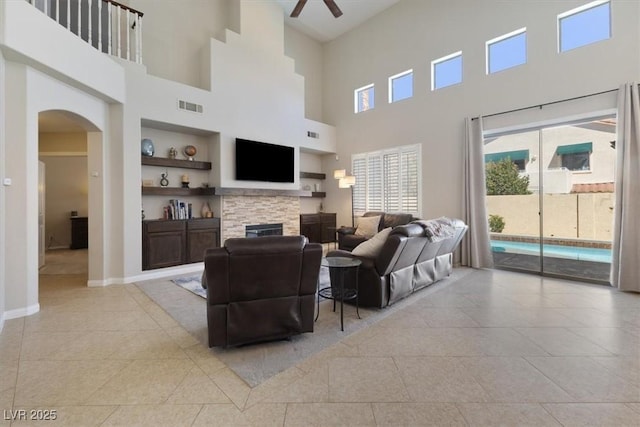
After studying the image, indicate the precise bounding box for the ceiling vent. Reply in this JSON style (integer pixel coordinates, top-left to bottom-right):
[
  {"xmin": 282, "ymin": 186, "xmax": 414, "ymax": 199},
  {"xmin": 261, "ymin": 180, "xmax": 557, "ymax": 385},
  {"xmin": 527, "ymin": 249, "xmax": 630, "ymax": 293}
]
[
  {"xmin": 178, "ymin": 100, "xmax": 203, "ymax": 114},
  {"xmin": 307, "ymin": 131, "xmax": 319, "ymax": 139}
]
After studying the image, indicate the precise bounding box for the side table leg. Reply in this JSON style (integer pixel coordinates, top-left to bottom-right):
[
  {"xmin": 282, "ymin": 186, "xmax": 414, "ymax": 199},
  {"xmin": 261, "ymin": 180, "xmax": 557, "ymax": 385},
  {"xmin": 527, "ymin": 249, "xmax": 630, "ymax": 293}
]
[
  {"xmin": 315, "ymin": 277, "xmax": 320, "ymax": 322},
  {"xmin": 355, "ymin": 266, "xmax": 361, "ymax": 319},
  {"xmin": 340, "ymin": 269, "xmax": 344, "ymax": 331}
]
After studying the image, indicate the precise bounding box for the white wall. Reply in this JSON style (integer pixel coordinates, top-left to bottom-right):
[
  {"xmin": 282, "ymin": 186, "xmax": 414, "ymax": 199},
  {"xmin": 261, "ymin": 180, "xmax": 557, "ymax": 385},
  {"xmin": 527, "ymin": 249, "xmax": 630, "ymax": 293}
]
[
  {"xmin": 123, "ymin": 0, "xmax": 229, "ymax": 88},
  {"xmin": 2, "ymin": 63, "xmax": 111, "ymax": 315},
  {"xmin": 0, "ymin": 50, "xmax": 6, "ymax": 330},
  {"xmin": 284, "ymin": 25, "xmax": 324, "ymax": 122},
  {"xmin": 321, "ymin": 0, "xmax": 639, "ymax": 226}
]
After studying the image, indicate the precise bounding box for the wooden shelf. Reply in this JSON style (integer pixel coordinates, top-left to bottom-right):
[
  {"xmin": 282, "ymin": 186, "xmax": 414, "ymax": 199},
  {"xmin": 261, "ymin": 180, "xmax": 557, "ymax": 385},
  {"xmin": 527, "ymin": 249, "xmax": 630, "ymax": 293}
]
[
  {"xmin": 141, "ymin": 186, "xmax": 216, "ymax": 196},
  {"xmin": 301, "ymin": 192, "xmax": 326, "ymax": 198},
  {"xmin": 141, "ymin": 156, "xmax": 211, "ymax": 170},
  {"xmin": 300, "ymin": 171, "xmax": 326, "ymax": 180},
  {"xmin": 213, "ymin": 187, "xmax": 311, "ymax": 197}
]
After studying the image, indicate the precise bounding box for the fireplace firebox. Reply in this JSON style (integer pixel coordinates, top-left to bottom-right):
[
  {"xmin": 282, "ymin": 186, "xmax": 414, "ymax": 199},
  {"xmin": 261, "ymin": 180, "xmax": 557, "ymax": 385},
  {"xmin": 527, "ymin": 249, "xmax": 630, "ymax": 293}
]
[{"xmin": 245, "ymin": 223, "xmax": 283, "ymax": 238}]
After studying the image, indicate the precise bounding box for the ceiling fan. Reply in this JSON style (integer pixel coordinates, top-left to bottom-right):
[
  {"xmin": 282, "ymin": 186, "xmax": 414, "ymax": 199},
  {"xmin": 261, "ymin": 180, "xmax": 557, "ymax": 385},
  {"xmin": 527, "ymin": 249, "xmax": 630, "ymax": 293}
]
[{"xmin": 290, "ymin": 0, "xmax": 343, "ymax": 18}]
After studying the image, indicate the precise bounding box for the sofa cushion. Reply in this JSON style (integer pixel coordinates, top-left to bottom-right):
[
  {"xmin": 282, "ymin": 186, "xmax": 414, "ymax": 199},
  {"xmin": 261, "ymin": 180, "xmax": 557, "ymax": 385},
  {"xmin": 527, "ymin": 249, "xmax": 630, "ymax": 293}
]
[
  {"xmin": 355, "ymin": 215, "xmax": 381, "ymax": 238},
  {"xmin": 352, "ymin": 227, "xmax": 392, "ymax": 258}
]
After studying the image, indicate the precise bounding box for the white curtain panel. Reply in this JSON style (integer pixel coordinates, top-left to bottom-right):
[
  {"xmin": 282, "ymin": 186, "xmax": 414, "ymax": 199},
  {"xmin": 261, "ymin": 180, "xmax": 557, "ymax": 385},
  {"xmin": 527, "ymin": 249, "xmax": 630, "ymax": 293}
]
[
  {"xmin": 461, "ymin": 117, "xmax": 494, "ymax": 268},
  {"xmin": 611, "ymin": 83, "xmax": 640, "ymax": 291}
]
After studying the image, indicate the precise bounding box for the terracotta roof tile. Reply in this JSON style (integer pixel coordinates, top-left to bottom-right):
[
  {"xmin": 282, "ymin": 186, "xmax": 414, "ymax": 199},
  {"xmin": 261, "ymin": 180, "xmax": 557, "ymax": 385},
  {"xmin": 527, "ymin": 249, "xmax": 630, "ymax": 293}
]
[{"xmin": 571, "ymin": 182, "xmax": 614, "ymax": 193}]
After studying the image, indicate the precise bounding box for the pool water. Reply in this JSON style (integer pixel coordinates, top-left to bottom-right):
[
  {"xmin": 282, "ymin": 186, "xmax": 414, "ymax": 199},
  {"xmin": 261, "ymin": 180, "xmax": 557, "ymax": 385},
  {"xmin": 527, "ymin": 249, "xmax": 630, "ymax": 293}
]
[{"xmin": 491, "ymin": 240, "xmax": 611, "ymax": 263}]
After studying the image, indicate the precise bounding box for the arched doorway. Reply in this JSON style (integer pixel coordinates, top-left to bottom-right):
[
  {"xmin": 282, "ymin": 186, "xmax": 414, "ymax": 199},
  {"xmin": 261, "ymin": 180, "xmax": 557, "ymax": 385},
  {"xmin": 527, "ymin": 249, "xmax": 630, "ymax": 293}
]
[{"xmin": 37, "ymin": 110, "xmax": 101, "ymax": 290}]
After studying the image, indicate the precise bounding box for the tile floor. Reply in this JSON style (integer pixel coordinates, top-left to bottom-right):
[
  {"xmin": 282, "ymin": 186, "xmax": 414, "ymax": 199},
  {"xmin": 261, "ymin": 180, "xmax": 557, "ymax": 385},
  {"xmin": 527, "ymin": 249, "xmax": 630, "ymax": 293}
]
[{"xmin": 0, "ymin": 269, "xmax": 639, "ymax": 426}]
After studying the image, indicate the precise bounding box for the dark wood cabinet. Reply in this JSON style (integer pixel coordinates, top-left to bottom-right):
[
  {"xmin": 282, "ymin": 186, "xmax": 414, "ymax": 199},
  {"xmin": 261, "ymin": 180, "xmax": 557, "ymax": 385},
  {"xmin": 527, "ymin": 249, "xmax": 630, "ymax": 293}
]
[
  {"xmin": 142, "ymin": 218, "xmax": 220, "ymax": 270},
  {"xmin": 187, "ymin": 218, "xmax": 220, "ymax": 263},
  {"xmin": 70, "ymin": 216, "xmax": 88, "ymax": 249},
  {"xmin": 300, "ymin": 213, "xmax": 336, "ymax": 244}
]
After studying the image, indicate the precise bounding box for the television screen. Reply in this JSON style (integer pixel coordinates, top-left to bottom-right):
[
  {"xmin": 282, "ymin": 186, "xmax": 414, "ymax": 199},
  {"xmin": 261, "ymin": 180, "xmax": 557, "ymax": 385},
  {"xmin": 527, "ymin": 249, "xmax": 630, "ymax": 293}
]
[{"xmin": 235, "ymin": 138, "xmax": 295, "ymax": 183}]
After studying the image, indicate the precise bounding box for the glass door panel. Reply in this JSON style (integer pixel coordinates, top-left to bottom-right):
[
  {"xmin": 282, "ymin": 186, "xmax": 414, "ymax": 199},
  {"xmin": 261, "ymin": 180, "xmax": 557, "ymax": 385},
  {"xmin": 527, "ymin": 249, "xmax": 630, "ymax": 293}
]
[
  {"xmin": 484, "ymin": 130, "xmax": 541, "ymax": 273},
  {"xmin": 540, "ymin": 120, "xmax": 615, "ymax": 283}
]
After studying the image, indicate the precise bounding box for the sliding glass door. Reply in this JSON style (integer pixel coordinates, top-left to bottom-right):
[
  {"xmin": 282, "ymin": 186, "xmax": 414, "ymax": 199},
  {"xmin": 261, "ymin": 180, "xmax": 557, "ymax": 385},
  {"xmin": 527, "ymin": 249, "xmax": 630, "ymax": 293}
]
[{"xmin": 485, "ymin": 118, "xmax": 615, "ymax": 283}]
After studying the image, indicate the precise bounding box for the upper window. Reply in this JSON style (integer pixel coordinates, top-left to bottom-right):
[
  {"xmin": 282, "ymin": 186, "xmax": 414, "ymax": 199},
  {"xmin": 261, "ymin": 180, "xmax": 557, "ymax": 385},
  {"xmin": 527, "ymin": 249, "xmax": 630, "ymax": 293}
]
[
  {"xmin": 388, "ymin": 69, "xmax": 413, "ymax": 103},
  {"xmin": 558, "ymin": 0, "xmax": 611, "ymax": 52},
  {"xmin": 431, "ymin": 52, "xmax": 462, "ymax": 90},
  {"xmin": 352, "ymin": 144, "xmax": 421, "ymax": 216},
  {"xmin": 354, "ymin": 84, "xmax": 375, "ymax": 113},
  {"xmin": 557, "ymin": 142, "xmax": 592, "ymax": 171},
  {"xmin": 486, "ymin": 28, "xmax": 527, "ymax": 74}
]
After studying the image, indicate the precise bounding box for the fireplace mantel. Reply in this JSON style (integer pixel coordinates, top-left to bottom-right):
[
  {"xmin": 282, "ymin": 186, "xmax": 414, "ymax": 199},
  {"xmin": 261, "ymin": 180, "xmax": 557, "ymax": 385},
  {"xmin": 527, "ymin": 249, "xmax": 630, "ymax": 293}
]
[{"xmin": 213, "ymin": 187, "xmax": 312, "ymax": 197}]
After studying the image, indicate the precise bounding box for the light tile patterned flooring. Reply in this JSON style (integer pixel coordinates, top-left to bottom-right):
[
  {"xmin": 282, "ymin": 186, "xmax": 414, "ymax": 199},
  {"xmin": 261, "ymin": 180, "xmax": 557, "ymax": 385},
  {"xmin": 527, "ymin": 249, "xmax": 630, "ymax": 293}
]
[{"xmin": 0, "ymin": 269, "xmax": 639, "ymax": 426}]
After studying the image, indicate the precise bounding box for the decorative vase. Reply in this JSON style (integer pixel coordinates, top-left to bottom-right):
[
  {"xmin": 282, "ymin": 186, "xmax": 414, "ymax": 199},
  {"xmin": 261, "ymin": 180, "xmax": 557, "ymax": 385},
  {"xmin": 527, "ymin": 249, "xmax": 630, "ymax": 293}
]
[
  {"xmin": 201, "ymin": 202, "xmax": 212, "ymax": 218},
  {"xmin": 141, "ymin": 138, "xmax": 155, "ymax": 157},
  {"xmin": 184, "ymin": 145, "xmax": 197, "ymax": 161}
]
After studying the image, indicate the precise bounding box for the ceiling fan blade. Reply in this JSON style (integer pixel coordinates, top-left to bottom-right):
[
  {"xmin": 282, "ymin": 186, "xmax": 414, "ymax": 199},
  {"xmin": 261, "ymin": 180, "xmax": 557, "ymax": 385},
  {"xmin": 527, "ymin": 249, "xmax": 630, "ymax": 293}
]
[
  {"xmin": 290, "ymin": 0, "xmax": 307, "ymax": 18},
  {"xmin": 323, "ymin": 0, "xmax": 343, "ymax": 18}
]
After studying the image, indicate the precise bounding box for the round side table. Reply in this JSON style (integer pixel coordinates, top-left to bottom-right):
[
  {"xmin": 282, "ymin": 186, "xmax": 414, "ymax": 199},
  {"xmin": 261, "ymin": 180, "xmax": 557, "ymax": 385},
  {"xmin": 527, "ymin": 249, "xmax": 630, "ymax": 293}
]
[{"xmin": 316, "ymin": 256, "xmax": 361, "ymax": 331}]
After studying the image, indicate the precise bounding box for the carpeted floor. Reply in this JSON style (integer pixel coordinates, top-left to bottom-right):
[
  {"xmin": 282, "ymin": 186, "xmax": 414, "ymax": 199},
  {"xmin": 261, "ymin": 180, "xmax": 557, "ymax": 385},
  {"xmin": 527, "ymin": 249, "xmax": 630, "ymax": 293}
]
[{"xmin": 137, "ymin": 267, "xmax": 473, "ymax": 387}]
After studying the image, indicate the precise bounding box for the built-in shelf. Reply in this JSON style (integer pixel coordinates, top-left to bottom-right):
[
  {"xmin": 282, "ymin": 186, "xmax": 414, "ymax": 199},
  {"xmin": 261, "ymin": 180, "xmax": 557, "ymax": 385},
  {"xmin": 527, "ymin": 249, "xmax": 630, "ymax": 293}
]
[
  {"xmin": 213, "ymin": 187, "xmax": 312, "ymax": 197},
  {"xmin": 141, "ymin": 186, "xmax": 216, "ymax": 196},
  {"xmin": 302, "ymin": 191, "xmax": 326, "ymax": 198},
  {"xmin": 141, "ymin": 156, "xmax": 211, "ymax": 170},
  {"xmin": 300, "ymin": 171, "xmax": 326, "ymax": 180}
]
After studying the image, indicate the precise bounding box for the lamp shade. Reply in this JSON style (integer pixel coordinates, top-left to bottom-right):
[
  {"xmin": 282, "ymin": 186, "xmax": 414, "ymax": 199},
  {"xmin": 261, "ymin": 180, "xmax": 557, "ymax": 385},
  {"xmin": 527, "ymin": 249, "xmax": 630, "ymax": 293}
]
[
  {"xmin": 333, "ymin": 169, "xmax": 346, "ymax": 179},
  {"xmin": 338, "ymin": 175, "xmax": 356, "ymax": 188}
]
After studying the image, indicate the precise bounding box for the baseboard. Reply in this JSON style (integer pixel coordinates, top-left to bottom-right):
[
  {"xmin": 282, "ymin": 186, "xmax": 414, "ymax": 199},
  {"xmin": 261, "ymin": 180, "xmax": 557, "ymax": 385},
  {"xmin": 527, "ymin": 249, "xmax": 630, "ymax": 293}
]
[
  {"xmin": 87, "ymin": 263, "xmax": 204, "ymax": 287},
  {"xmin": 0, "ymin": 311, "xmax": 4, "ymax": 334},
  {"xmin": 4, "ymin": 303, "xmax": 40, "ymax": 320},
  {"xmin": 125, "ymin": 263, "xmax": 204, "ymax": 284}
]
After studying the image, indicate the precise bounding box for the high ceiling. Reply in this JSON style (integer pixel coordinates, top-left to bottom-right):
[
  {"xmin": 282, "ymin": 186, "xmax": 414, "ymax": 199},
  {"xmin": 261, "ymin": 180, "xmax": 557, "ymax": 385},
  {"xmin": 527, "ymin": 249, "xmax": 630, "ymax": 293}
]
[{"xmin": 275, "ymin": 0, "xmax": 401, "ymax": 43}]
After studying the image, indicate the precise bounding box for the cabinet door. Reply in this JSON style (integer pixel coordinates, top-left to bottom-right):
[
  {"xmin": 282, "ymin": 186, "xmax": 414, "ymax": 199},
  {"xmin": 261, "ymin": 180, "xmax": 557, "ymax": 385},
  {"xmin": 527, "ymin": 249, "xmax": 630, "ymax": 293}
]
[
  {"xmin": 300, "ymin": 222, "xmax": 320, "ymax": 243},
  {"xmin": 300, "ymin": 214, "xmax": 321, "ymax": 243},
  {"xmin": 143, "ymin": 221, "xmax": 186, "ymax": 270},
  {"xmin": 187, "ymin": 218, "xmax": 221, "ymax": 263},
  {"xmin": 319, "ymin": 214, "xmax": 337, "ymax": 243}
]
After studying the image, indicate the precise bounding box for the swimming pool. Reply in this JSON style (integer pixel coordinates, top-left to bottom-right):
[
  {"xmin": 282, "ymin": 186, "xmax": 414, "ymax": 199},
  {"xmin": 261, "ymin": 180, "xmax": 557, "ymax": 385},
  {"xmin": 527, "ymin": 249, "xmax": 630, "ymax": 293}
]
[{"xmin": 490, "ymin": 240, "xmax": 611, "ymax": 263}]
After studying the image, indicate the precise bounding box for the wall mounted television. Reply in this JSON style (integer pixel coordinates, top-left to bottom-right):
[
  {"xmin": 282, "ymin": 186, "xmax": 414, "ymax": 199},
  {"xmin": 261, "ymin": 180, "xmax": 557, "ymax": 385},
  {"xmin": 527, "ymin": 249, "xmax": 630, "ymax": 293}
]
[{"xmin": 235, "ymin": 138, "xmax": 295, "ymax": 183}]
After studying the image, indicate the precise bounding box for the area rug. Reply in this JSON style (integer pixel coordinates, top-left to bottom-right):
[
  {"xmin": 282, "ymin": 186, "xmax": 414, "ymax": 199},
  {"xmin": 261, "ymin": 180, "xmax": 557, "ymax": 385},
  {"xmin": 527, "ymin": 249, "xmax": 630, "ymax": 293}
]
[
  {"xmin": 171, "ymin": 275, "xmax": 206, "ymax": 298},
  {"xmin": 137, "ymin": 267, "xmax": 472, "ymax": 387}
]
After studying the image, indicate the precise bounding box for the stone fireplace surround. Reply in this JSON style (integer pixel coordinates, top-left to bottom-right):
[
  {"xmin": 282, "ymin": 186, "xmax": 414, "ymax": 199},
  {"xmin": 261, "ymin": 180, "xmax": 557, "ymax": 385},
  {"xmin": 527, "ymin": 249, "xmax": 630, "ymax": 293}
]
[{"xmin": 221, "ymin": 195, "xmax": 301, "ymax": 240}]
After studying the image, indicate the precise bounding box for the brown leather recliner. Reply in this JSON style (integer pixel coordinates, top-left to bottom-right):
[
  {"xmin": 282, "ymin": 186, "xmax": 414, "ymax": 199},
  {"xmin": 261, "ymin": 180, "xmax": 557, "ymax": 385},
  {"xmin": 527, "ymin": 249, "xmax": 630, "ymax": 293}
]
[{"xmin": 201, "ymin": 235, "xmax": 322, "ymax": 347}]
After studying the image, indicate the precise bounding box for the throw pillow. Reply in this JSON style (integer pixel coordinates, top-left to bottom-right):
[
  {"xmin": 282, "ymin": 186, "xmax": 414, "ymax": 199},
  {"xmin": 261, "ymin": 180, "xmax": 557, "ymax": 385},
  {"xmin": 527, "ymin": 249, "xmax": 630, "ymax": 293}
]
[
  {"xmin": 352, "ymin": 227, "xmax": 392, "ymax": 258},
  {"xmin": 354, "ymin": 215, "xmax": 381, "ymax": 238}
]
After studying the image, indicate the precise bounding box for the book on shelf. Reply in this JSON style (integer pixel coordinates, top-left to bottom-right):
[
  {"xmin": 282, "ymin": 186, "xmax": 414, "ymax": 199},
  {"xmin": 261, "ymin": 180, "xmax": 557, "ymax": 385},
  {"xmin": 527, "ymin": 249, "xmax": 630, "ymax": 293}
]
[{"xmin": 165, "ymin": 199, "xmax": 194, "ymax": 220}]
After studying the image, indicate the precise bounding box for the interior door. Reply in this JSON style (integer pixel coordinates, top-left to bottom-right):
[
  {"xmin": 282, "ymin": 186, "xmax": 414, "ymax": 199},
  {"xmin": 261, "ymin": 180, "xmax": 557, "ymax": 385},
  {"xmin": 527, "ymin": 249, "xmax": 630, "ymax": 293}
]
[{"xmin": 38, "ymin": 160, "xmax": 46, "ymax": 268}]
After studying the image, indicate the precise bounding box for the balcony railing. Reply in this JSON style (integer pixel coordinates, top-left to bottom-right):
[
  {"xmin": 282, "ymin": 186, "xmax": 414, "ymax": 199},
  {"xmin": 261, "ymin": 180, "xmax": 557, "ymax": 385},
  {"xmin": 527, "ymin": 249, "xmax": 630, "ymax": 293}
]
[{"xmin": 26, "ymin": 0, "xmax": 143, "ymax": 64}]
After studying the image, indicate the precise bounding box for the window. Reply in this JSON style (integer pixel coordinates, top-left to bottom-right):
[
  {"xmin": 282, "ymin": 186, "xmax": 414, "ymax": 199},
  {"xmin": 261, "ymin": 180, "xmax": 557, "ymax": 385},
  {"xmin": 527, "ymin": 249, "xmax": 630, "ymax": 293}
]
[
  {"xmin": 486, "ymin": 28, "xmax": 527, "ymax": 74},
  {"xmin": 388, "ymin": 69, "xmax": 413, "ymax": 103},
  {"xmin": 431, "ymin": 51, "xmax": 462, "ymax": 90},
  {"xmin": 558, "ymin": 0, "xmax": 611, "ymax": 52},
  {"xmin": 352, "ymin": 144, "xmax": 421, "ymax": 216},
  {"xmin": 557, "ymin": 142, "xmax": 592, "ymax": 171},
  {"xmin": 485, "ymin": 149, "xmax": 529, "ymax": 171},
  {"xmin": 354, "ymin": 84, "xmax": 375, "ymax": 113}
]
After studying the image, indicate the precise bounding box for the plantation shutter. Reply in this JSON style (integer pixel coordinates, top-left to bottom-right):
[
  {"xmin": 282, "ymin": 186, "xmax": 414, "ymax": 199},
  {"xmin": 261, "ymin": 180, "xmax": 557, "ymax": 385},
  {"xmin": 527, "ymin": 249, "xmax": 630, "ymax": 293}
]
[
  {"xmin": 383, "ymin": 152, "xmax": 400, "ymax": 212},
  {"xmin": 352, "ymin": 157, "xmax": 367, "ymax": 215},
  {"xmin": 367, "ymin": 154, "xmax": 383, "ymax": 211},
  {"xmin": 351, "ymin": 144, "xmax": 421, "ymax": 217},
  {"xmin": 400, "ymin": 148, "xmax": 419, "ymax": 213}
]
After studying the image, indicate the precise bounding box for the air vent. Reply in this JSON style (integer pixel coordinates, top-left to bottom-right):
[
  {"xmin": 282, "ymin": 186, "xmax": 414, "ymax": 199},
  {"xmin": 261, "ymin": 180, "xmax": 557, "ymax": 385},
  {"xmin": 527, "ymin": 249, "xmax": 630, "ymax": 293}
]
[
  {"xmin": 178, "ymin": 100, "xmax": 203, "ymax": 114},
  {"xmin": 307, "ymin": 131, "xmax": 319, "ymax": 139}
]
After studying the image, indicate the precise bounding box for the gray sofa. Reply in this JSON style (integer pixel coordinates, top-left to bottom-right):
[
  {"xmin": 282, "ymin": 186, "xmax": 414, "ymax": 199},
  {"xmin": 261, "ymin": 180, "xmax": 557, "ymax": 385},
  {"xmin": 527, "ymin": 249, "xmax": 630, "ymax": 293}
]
[{"xmin": 327, "ymin": 218, "xmax": 468, "ymax": 308}]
